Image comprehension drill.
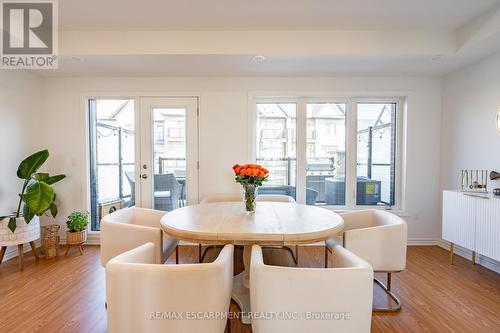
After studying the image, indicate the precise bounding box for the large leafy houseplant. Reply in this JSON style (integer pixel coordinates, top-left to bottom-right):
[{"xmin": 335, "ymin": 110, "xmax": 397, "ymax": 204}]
[{"xmin": 0, "ymin": 150, "xmax": 65, "ymax": 232}]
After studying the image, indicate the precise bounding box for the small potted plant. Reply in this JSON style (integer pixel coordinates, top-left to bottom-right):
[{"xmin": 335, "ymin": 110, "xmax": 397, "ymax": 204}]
[{"xmin": 65, "ymin": 211, "xmax": 89, "ymax": 256}]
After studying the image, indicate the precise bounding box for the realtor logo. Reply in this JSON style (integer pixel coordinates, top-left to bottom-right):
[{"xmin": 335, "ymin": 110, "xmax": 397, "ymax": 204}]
[{"xmin": 1, "ymin": 0, "xmax": 58, "ymax": 69}]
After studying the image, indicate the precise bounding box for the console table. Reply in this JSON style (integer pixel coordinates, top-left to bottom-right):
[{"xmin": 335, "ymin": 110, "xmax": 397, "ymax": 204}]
[{"xmin": 442, "ymin": 190, "xmax": 500, "ymax": 264}]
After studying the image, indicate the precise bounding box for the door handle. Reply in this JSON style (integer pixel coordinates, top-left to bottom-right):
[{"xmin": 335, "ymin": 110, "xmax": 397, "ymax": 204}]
[{"xmin": 141, "ymin": 174, "xmax": 148, "ymax": 179}]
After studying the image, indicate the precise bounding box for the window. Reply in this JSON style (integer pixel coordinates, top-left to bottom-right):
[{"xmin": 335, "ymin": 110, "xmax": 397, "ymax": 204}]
[
  {"xmin": 253, "ymin": 97, "xmax": 401, "ymax": 209},
  {"xmin": 154, "ymin": 122, "xmax": 164, "ymax": 144},
  {"xmin": 306, "ymin": 103, "xmax": 346, "ymax": 206},
  {"xmin": 153, "ymin": 109, "xmax": 186, "ymax": 175},
  {"xmin": 356, "ymin": 103, "xmax": 396, "ymax": 206},
  {"xmin": 151, "ymin": 107, "xmax": 187, "ymax": 210},
  {"xmin": 88, "ymin": 99, "xmax": 135, "ymax": 231},
  {"xmin": 256, "ymin": 103, "xmax": 297, "ymax": 200}
]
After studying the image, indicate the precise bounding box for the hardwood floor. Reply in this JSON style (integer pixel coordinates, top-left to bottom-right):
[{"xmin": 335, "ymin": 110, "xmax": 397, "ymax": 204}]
[{"xmin": 0, "ymin": 245, "xmax": 499, "ymax": 333}]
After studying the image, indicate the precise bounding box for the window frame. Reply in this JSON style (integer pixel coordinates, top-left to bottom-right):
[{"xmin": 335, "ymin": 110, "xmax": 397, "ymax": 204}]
[{"xmin": 250, "ymin": 95, "xmax": 405, "ymax": 212}]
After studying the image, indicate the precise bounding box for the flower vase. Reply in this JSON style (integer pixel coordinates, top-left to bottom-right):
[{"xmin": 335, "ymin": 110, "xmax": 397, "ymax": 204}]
[{"xmin": 243, "ymin": 184, "xmax": 257, "ymax": 213}]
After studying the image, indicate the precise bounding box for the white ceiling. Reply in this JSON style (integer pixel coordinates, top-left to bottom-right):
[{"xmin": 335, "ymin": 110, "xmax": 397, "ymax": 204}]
[
  {"xmin": 27, "ymin": 0, "xmax": 500, "ymax": 77},
  {"xmin": 59, "ymin": 0, "xmax": 498, "ymax": 31},
  {"xmin": 33, "ymin": 53, "xmax": 490, "ymax": 77}
]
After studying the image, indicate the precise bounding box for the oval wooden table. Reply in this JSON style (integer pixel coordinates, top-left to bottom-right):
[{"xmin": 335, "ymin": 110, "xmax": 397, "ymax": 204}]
[{"xmin": 160, "ymin": 201, "xmax": 344, "ymax": 324}]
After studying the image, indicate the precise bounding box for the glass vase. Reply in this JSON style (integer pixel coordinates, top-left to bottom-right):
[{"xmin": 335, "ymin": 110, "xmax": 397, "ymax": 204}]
[{"xmin": 243, "ymin": 184, "xmax": 257, "ymax": 213}]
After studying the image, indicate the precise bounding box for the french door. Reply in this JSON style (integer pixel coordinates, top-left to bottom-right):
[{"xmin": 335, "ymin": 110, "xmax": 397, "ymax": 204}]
[
  {"xmin": 136, "ymin": 97, "xmax": 198, "ymax": 211},
  {"xmin": 139, "ymin": 97, "xmax": 199, "ymax": 211},
  {"xmin": 88, "ymin": 97, "xmax": 198, "ymax": 230}
]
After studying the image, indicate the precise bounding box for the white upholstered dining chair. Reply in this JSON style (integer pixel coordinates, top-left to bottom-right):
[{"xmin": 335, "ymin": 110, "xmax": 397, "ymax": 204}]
[
  {"xmin": 198, "ymin": 194, "xmax": 297, "ymax": 263},
  {"xmin": 250, "ymin": 244, "xmax": 373, "ymax": 333},
  {"xmin": 106, "ymin": 243, "xmax": 234, "ymax": 333},
  {"xmin": 100, "ymin": 207, "xmax": 179, "ymax": 266},
  {"xmin": 325, "ymin": 209, "xmax": 407, "ymax": 312}
]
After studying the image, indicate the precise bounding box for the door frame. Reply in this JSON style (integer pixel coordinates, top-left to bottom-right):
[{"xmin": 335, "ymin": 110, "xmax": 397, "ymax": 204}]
[
  {"xmin": 139, "ymin": 97, "xmax": 200, "ymax": 209},
  {"xmin": 83, "ymin": 93, "xmax": 200, "ymax": 234}
]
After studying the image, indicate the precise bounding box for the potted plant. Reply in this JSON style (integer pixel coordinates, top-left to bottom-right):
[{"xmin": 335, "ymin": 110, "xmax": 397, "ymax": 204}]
[
  {"xmin": 232, "ymin": 164, "xmax": 269, "ymax": 213},
  {"xmin": 0, "ymin": 150, "xmax": 65, "ymax": 259},
  {"xmin": 65, "ymin": 211, "xmax": 89, "ymax": 256}
]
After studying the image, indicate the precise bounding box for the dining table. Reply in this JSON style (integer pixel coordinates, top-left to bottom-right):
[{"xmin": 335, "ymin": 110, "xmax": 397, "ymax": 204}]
[{"xmin": 160, "ymin": 201, "xmax": 344, "ymax": 324}]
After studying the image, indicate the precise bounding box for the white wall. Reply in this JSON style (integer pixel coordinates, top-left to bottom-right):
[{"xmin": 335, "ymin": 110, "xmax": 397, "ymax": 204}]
[
  {"xmin": 441, "ymin": 52, "xmax": 500, "ymax": 192},
  {"xmin": 0, "ymin": 71, "xmax": 42, "ymax": 215},
  {"xmin": 41, "ymin": 76, "xmax": 443, "ymax": 241}
]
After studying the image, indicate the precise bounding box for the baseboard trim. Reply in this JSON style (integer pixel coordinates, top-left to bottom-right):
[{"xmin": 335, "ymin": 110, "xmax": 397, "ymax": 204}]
[
  {"xmin": 437, "ymin": 240, "xmax": 500, "ymax": 274},
  {"xmin": 2, "ymin": 233, "xmax": 101, "ymax": 263},
  {"xmin": 407, "ymin": 238, "xmax": 440, "ymax": 246}
]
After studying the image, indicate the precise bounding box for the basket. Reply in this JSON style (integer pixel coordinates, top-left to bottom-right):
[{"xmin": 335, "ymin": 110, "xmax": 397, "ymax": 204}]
[
  {"xmin": 41, "ymin": 224, "xmax": 60, "ymax": 259},
  {"xmin": 66, "ymin": 230, "xmax": 87, "ymax": 245}
]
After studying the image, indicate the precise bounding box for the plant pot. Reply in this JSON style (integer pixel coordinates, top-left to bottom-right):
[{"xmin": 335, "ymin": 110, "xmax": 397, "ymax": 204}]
[
  {"xmin": 0, "ymin": 216, "xmax": 40, "ymax": 247},
  {"xmin": 66, "ymin": 230, "xmax": 87, "ymax": 245}
]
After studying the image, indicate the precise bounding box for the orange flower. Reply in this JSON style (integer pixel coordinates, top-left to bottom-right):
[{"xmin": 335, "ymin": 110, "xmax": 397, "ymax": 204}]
[{"xmin": 234, "ymin": 163, "xmax": 269, "ymax": 179}]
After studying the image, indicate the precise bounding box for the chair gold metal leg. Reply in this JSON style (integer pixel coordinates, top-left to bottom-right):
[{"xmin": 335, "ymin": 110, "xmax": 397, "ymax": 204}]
[
  {"xmin": 198, "ymin": 244, "xmax": 202, "ymax": 263},
  {"xmin": 472, "ymin": 251, "xmax": 476, "ymax": 265},
  {"xmin": 324, "ymin": 246, "xmax": 328, "ymax": 268},
  {"xmin": 373, "ymin": 272, "xmax": 401, "ymax": 312},
  {"xmin": 260, "ymin": 245, "xmax": 298, "ymax": 265},
  {"xmin": 175, "ymin": 245, "xmax": 179, "ymax": 264},
  {"xmin": 325, "ymin": 245, "xmax": 334, "ymax": 268},
  {"xmin": 200, "ymin": 245, "xmax": 224, "ymax": 263},
  {"xmin": 450, "ymin": 242, "xmax": 454, "ymax": 265},
  {"xmin": 284, "ymin": 246, "xmax": 298, "ymax": 265}
]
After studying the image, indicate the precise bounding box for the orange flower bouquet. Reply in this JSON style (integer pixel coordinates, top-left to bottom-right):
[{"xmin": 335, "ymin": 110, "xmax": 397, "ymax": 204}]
[{"xmin": 232, "ymin": 164, "xmax": 269, "ymax": 213}]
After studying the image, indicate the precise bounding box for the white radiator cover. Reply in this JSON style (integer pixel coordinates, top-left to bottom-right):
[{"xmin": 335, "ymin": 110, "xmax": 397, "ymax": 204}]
[{"xmin": 442, "ymin": 191, "xmax": 500, "ymax": 262}]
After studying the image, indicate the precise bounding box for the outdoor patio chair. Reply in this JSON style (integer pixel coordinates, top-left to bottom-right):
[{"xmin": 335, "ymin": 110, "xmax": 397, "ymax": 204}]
[{"xmin": 154, "ymin": 173, "xmax": 183, "ymax": 211}]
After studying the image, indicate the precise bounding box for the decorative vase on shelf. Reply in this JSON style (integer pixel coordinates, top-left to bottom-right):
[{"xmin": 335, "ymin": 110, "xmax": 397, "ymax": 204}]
[{"xmin": 233, "ymin": 163, "xmax": 270, "ymax": 214}]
